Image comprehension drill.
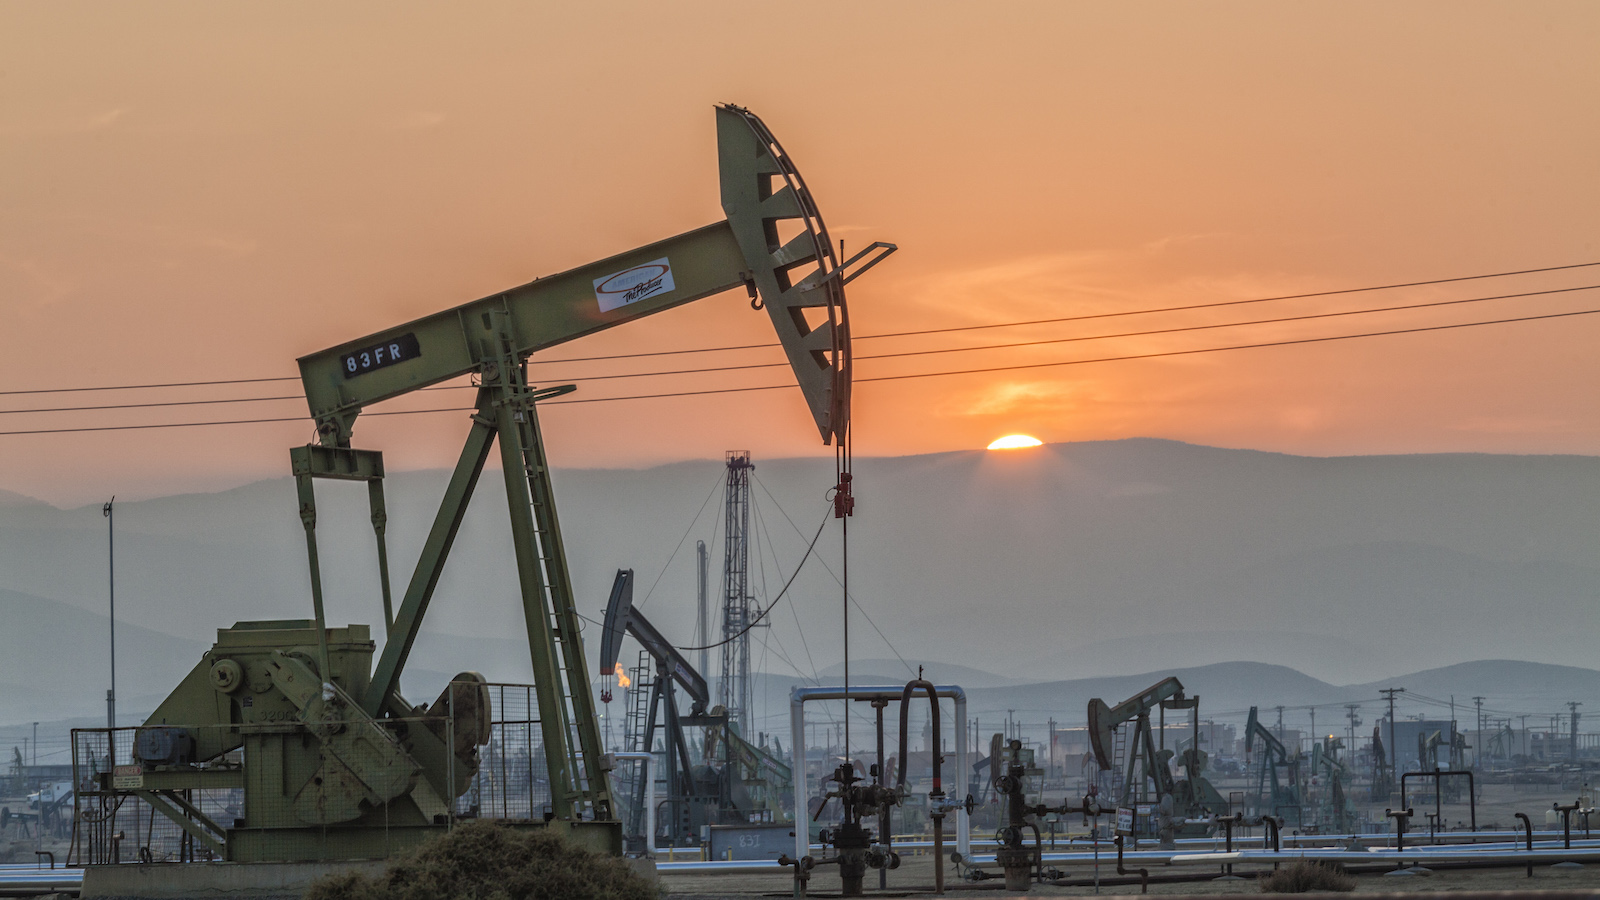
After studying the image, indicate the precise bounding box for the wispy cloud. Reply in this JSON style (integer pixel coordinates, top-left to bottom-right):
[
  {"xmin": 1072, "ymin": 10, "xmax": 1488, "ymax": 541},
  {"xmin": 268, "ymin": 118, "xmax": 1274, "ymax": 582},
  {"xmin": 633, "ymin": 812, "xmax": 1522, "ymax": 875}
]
[{"xmin": 956, "ymin": 379, "xmax": 1077, "ymax": 417}]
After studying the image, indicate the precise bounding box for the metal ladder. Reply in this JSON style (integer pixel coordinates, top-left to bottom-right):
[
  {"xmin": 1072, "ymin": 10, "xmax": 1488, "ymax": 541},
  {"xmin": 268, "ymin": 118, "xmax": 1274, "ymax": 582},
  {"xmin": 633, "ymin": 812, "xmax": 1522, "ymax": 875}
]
[
  {"xmin": 616, "ymin": 651, "xmax": 653, "ymax": 841},
  {"xmin": 517, "ymin": 395, "xmax": 606, "ymax": 816},
  {"xmin": 624, "ymin": 651, "xmax": 652, "ymax": 753},
  {"xmin": 1110, "ymin": 726, "xmax": 1128, "ymax": 805},
  {"xmin": 483, "ymin": 309, "xmax": 615, "ymax": 823}
]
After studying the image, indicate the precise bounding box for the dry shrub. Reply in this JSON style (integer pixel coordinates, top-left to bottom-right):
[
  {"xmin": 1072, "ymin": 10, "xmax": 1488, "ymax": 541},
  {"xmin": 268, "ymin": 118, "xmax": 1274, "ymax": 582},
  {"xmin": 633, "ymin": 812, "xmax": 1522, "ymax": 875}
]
[
  {"xmin": 304, "ymin": 820, "xmax": 659, "ymax": 900},
  {"xmin": 1256, "ymin": 858, "xmax": 1356, "ymax": 893}
]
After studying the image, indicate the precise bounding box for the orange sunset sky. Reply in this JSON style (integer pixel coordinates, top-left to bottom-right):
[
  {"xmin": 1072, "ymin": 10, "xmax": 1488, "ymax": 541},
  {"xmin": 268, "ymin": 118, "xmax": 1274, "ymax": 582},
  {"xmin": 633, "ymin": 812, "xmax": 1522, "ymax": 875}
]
[{"xmin": 3, "ymin": 2, "xmax": 1599, "ymax": 505}]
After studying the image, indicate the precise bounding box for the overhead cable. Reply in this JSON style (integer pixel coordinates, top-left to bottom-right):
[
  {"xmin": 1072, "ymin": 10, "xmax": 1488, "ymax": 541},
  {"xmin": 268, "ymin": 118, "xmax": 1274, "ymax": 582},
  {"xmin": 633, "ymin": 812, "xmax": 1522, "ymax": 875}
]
[
  {"xmin": 6, "ymin": 260, "xmax": 1598, "ymax": 397},
  {"xmin": 2, "ymin": 305, "xmax": 1598, "ymax": 436},
  {"xmin": 675, "ymin": 507, "xmax": 831, "ymax": 653},
  {"xmin": 8, "ymin": 282, "xmax": 1598, "ymax": 417},
  {"xmin": 526, "ymin": 259, "xmax": 1600, "ymax": 363}
]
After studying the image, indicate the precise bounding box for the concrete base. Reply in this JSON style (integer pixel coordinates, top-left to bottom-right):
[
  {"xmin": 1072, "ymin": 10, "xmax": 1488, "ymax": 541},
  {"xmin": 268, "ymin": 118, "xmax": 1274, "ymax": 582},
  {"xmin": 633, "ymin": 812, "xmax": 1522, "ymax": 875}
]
[{"xmin": 81, "ymin": 859, "xmax": 389, "ymax": 899}]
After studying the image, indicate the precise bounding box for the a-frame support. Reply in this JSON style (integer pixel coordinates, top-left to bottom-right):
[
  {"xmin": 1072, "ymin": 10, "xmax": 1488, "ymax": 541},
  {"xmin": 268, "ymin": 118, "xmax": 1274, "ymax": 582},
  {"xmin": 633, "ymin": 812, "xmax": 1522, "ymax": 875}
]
[{"xmin": 332, "ymin": 312, "xmax": 615, "ymax": 831}]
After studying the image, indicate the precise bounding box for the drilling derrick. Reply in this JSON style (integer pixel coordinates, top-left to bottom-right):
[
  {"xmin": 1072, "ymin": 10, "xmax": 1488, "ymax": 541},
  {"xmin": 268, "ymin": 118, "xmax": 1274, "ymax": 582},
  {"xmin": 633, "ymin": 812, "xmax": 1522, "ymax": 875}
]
[{"xmin": 719, "ymin": 451, "xmax": 755, "ymax": 737}]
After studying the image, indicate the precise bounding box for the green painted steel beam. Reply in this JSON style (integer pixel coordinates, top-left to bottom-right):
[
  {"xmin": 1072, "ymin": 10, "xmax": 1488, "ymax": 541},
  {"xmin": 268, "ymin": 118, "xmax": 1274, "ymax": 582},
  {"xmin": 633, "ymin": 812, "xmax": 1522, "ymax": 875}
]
[
  {"xmin": 360, "ymin": 391, "xmax": 496, "ymax": 716},
  {"xmin": 133, "ymin": 790, "xmax": 227, "ymax": 858},
  {"xmin": 298, "ymin": 222, "xmax": 748, "ymax": 448}
]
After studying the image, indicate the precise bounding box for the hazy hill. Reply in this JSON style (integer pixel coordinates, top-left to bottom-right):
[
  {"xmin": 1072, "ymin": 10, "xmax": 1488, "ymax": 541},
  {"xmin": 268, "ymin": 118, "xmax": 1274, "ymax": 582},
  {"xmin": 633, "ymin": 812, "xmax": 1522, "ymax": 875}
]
[
  {"xmin": 0, "ymin": 588, "xmax": 208, "ymax": 725},
  {"xmin": 2, "ymin": 580, "xmax": 1594, "ymax": 762},
  {"xmin": 0, "ymin": 489, "xmax": 46, "ymax": 508},
  {"xmin": 5, "ymin": 439, "xmax": 1600, "ymax": 697},
  {"xmin": 812, "ymin": 658, "xmax": 1029, "ymax": 689},
  {"xmin": 740, "ymin": 659, "xmax": 1600, "ymax": 738},
  {"xmin": 1345, "ymin": 660, "xmax": 1600, "ymax": 718}
]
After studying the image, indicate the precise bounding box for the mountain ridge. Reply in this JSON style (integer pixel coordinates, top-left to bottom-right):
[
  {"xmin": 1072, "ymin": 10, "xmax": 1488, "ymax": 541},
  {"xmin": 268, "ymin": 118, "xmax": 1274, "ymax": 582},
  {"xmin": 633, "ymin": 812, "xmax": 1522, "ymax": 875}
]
[{"xmin": 6, "ymin": 438, "xmax": 1600, "ymax": 692}]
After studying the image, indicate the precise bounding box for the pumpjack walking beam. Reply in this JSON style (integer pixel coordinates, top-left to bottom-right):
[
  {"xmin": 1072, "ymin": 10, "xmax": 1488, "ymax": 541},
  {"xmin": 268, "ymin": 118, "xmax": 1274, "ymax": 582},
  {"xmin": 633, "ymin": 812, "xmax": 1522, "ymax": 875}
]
[
  {"xmin": 1245, "ymin": 706, "xmax": 1300, "ymax": 816},
  {"xmin": 289, "ymin": 105, "xmax": 893, "ymax": 837},
  {"xmin": 1088, "ymin": 677, "xmax": 1188, "ymax": 804}
]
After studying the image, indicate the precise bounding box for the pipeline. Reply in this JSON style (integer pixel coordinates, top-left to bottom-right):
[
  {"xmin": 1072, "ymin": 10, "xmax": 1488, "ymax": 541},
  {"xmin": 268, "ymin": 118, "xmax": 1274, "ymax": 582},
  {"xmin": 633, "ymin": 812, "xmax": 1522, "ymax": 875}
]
[
  {"xmin": 1558, "ymin": 802, "xmax": 1584, "ymax": 849},
  {"xmin": 1026, "ymin": 820, "xmax": 1045, "ymax": 883},
  {"xmin": 1218, "ymin": 812, "xmax": 1242, "ymax": 876},
  {"xmin": 1516, "ymin": 812, "xmax": 1533, "ymax": 878},
  {"xmin": 1401, "ymin": 769, "xmax": 1477, "ymax": 834},
  {"xmin": 1043, "ymin": 850, "xmax": 1600, "ymax": 892},
  {"xmin": 877, "ymin": 827, "xmax": 1595, "ymax": 853},
  {"xmin": 895, "ymin": 678, "xmax": 941, "ymax": 796},
  {"xmin": 1386, "ymin": 807, "xmax": 1415, "ymax": 855},
  {"xmin": 789, "ymin": 684, "xmax": 970, "ymax": 868},
  {"xmin": 1113, "ymin": 834, "xmax": 1148, "ymax": 894},
  {"xmin": 897, "ymin": 677, "xmax": 943, "ymax": 894},
  {"xmin": 1262, "ymin": 815, "xmax": 1282, "ymax": 853},
  {"xmin": 690, "ymin": 840, "xmax": 1600, "ymax": 880}
]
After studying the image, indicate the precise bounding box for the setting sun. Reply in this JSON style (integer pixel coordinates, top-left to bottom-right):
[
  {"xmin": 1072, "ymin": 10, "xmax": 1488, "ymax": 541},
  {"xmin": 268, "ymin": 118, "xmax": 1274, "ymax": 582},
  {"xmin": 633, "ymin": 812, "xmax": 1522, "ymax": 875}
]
[{"xmin": 987, "ymin": 434, "xmax": 1044, "ymax": 450}]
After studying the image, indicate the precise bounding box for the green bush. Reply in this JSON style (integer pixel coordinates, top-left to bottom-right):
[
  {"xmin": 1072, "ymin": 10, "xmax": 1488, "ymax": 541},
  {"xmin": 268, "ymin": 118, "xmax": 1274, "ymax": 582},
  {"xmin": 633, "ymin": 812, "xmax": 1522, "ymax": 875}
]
[
  {"xmin": 304, "ymin": 820, "xmax": 659, "ymax": 900},
  {"xmin": 1257, "ymin": 858, "xmax": 1356, "ymax": 893}
]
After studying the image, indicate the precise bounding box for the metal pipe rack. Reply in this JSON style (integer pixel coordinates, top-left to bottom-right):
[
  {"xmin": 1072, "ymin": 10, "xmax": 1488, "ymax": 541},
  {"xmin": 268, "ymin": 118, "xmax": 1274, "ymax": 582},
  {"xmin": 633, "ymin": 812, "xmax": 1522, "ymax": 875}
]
[{"xmin": 789, "ymin": 684, "xmax": 969, "ymax": 865}]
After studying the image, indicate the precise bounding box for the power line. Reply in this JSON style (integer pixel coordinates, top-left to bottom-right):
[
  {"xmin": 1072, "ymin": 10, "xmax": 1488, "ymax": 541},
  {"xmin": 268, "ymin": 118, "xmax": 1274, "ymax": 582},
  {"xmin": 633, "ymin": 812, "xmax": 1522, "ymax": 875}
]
[
  {"xmin": 0, "ymin": 394, "xmax": 304, "ymax": 416},
  {"xmin": 855, "ymin": 305, "xmax": 1600, "ymax": 385},
  {"xmin": 6, "ymin": 260, "xmax": 1598, "ymax": 398},
  {"xmin": 511, "ymin": 282, "xmax": 1600, "ymax": 383},
  {"xmin": 751, "ymin": 497, "xmax": 821, "ymax": 682},
  {"xmin": 2, "ymin": 304, "xmax": 1598, "ymax": 437},
  {"xmin": 525, "ymin": 260, "xmax": 1600, "ymax": 363},
  {"xmin": 754, "ymin": 473, "xmax": 916, "ymax": 678},
  {"xmin": 633, "ymin": 471, "xmax": 725, "ymax": 610},
  {"xmin": 857, "ymin": 283, "xmax": 1599, "ymax": 363},
  {"xmin": 676, "ymin": 507, "xmax": 831, "ymax": 653},
  {"xmin": 0, "ymin": 375, "xmax": 297, "ymax": 398},
  {"xmin": 9, "ymin": 282, "xmax": 1598, "ymax": 418}
]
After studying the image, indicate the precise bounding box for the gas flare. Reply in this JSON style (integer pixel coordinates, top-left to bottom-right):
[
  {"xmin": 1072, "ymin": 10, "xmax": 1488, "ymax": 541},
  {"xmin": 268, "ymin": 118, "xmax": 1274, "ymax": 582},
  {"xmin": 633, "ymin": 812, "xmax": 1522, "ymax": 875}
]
[{"xmin": 613, "ymin": 663, "xmax": 631, "ymax": 689}]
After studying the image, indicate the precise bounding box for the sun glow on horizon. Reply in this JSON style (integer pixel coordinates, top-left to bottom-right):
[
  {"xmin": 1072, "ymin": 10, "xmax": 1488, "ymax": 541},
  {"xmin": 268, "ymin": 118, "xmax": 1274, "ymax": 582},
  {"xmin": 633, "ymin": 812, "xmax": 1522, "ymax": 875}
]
[{"xmin": 987, "ymin": 434, "xmax": 1044, "ymax": 450}]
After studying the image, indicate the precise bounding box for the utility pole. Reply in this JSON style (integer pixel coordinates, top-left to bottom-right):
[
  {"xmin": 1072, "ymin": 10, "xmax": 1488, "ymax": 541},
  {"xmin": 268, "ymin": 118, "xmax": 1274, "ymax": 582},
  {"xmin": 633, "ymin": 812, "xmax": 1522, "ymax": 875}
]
[
  {"xmin": 1520, "ymin": 715, "xmax": 1530, "ymax": 758},
  {"xmin": 1381, "ymin": 688, "xmax": 1404, "ymax": 795},
  {"xmin": 1275, "ymin": 706, "xmax": 1285, "ymax": 743},
  {"xmin": 31, "ymin": 722, "xmax": 37, "ymax": 767},
  {"xmin": 103, "ymin": 497, "xmax": 116, "ymax": 731},
  {"xmin": 1345, "ymin": 705, "xmax": 1361, "ymax": 759},
  {"xmin": 1569, "ymin": 702, "xmax": 1582, "ymax": 762},
  {"xmin": 1473, "ymin": 697, "xmax": 1486, "ymax": 768},
  {"xmin": 1310, "ymin": 707, "xmax": 1317, "ymax": 749}
]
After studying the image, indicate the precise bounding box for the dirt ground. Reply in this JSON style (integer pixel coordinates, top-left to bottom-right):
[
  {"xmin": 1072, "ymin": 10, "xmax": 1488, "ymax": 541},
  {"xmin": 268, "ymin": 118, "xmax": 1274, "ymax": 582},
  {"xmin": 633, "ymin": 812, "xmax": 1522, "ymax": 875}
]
[
  {"xmin": 660, "ymin": 853, "xmax": 1600, "ymax": 898},
  {"xmin": 0, "ymin": 833, "xmax": 69, "ymax": 865}
]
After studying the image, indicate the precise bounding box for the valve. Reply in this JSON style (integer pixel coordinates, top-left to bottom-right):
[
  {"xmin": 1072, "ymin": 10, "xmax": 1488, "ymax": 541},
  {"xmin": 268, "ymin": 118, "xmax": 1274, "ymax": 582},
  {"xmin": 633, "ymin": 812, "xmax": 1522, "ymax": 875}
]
[
  {"xmin": 928, "ymin": 793, "xmax": 971, "ymax": 817},
  {"xmin": 812, "ymin": 762, "xmax": 902, "ymax": 897}
]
